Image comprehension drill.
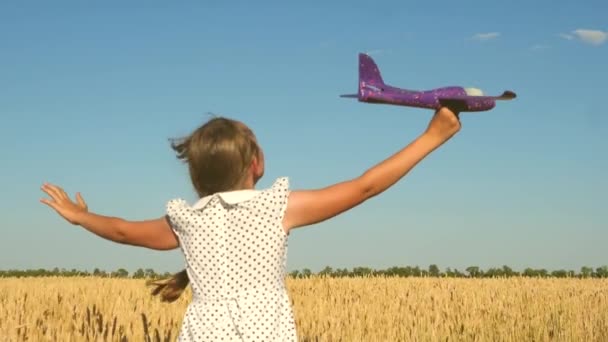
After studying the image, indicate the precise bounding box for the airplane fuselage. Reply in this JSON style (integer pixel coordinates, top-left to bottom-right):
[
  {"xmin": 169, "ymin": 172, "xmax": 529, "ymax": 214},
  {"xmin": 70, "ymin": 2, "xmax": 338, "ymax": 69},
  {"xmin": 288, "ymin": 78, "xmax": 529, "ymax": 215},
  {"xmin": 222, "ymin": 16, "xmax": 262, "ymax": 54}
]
[{"xmin": 359, "ymin": 82, "xmax": 497, "ymax": 112}]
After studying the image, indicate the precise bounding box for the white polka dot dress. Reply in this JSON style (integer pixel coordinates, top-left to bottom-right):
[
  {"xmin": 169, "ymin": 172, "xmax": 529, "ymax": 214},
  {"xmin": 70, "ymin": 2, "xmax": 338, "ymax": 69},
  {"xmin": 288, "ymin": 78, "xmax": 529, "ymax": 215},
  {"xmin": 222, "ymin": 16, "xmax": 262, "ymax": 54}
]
[{"xmin": 166, "ymin": 177, "xmax": 298, "ymax": 341}]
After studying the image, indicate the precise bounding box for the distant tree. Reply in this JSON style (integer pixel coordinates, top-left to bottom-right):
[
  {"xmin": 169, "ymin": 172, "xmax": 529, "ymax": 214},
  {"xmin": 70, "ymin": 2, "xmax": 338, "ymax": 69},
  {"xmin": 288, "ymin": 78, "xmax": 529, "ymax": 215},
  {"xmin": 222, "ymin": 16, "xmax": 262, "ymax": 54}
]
[
  {"xmin": 144, "ymin": 268, "xmax": 156, "ymax": 278},
  {"xmin": 523, "ymin": 268, "xmax": 536, "ymax": 277},
  {"xmin": 502, "ymin": 265, "xmax": 517, "ymax": 277},
  {"xmin": 428, "ymin": 264, "xmax": 440, "ymax": 277},
  {"xmin": 596, "ymin": 266, "xmax": 608, "ymax": 278},
  {"xmin": 484, "ymin": 268, "xmax": 502, "ymax": 278},
  {"xmin": 301, "ymin": 268, "xmax": 312, "ymax": 278},
  {"xmin": 580, "ymin": 266, "xmax": 593, "ymax": 278},
  {"xmin": 384, "ymin": 267, "xmax": 405, "ymax": 277},
  {"xmin": 318, "ymin": 266, "xmax": 333, "ymax": 276},
  {"xmin": 112, "ymin": 268, "xmax": 129, "ymax": 278},
  {"xmin": 445, "ymin": 267, "xmax": 456, "ymax": 277},
  {"xmin": 133, "ymin": 268, "xmax": 145, "ymax": 279},
  {"xmin": 352, "ymin": 267, "xmax": 373, "ymax": 277},
  {"xmin": 334, "ymin": 268, "xmax": 350, "ymax": 277},
  {"xmin": 466, "ymin": 266, "xmax": 481, "ymax": 278},
  {"xmin": 523, "ymin": 268, "xmax": 549, "ymax": 278}
]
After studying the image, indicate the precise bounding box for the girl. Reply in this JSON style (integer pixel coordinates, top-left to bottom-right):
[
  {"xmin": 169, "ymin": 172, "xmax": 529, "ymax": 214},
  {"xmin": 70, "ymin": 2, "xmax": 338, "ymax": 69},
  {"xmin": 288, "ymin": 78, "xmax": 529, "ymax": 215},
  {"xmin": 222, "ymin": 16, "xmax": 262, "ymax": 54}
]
[{"xmin": 40, "ymin": 107, "xmax": 461, "ymax": 341}]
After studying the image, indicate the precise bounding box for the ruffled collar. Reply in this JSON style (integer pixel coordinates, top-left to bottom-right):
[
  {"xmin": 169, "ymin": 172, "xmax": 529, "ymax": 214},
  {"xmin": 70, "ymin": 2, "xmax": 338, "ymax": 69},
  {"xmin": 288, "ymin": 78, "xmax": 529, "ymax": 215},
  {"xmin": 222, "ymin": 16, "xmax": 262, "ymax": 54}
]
[
  {"xmin": 183, "ymin": 177, "xmax": 288, "ymax": 210},
  {"xmin": 192, "ymin": 189, "xmax": 261, "ymax": 210}
]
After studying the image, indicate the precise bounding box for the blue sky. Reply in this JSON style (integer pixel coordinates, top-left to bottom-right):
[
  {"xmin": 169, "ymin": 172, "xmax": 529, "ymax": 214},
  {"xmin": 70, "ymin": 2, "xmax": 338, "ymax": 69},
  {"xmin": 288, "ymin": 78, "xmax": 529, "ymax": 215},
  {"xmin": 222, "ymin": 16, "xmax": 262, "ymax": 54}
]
[{"xmin": 1, "ymin": 1, "xmax": 606, "ymax": 274}]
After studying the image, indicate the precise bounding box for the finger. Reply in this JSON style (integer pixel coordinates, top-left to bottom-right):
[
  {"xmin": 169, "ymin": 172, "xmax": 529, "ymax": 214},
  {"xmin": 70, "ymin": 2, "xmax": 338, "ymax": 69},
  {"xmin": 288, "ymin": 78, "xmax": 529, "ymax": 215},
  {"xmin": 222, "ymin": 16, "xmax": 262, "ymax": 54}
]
[
  {"xmin": 54, "ymin": 184, "xmax": 70, "ymax": 200},
  {"xmin": 57, "ymin": 187, "xmax": 69, "ymax": 200},
  {"xmin": 44, "ymin": 183, "xmax": 68, "ymax": 201},
  {"xmin": 40, "ymin": 198, "xmax": 60, "ymax": 211},
  {"xmin": 76, "ymin": 192, "xmax": 87, "ymax": 208},
  {"xmin": 41, "ymin": 184, "xmax": 62, "ymax": 201}
]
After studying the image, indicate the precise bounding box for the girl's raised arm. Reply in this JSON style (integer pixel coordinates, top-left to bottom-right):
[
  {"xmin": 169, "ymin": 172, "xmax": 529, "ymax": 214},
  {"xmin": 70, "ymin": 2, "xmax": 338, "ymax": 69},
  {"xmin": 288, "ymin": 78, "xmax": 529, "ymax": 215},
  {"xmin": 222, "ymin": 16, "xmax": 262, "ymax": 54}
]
[
  {"xmin": 282, "ymin": 107, "xmax": 460, "ymax": 232},
  {"xmin": 40, "ymin": 184, "xmax": 179, "ymax": 250}
]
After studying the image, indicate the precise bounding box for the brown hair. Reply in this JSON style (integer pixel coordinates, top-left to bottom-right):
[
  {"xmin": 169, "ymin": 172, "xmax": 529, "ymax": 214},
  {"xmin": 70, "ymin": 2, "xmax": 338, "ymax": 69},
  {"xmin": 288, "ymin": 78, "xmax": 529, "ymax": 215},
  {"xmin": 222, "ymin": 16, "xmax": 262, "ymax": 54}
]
[{"xmin": 147, "ymin": 116, "xmax": 261, "ymax": 302}]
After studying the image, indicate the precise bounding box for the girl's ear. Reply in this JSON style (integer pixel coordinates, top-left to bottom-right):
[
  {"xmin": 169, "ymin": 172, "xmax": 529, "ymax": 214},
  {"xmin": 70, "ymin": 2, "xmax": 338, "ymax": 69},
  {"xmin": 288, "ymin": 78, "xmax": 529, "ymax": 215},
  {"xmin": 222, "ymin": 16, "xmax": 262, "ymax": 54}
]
[{"xmin": 251, "ymin": 149, "xmax": 265, "ymax": 183}]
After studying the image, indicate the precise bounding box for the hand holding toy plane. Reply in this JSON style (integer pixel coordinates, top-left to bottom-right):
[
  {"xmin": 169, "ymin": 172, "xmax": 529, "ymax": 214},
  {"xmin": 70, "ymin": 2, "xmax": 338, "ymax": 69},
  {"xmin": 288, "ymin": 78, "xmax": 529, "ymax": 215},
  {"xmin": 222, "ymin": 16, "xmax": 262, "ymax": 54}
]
[{"xmin": 341, "ymin": 53, "xmax": 516, "ymax": 112}]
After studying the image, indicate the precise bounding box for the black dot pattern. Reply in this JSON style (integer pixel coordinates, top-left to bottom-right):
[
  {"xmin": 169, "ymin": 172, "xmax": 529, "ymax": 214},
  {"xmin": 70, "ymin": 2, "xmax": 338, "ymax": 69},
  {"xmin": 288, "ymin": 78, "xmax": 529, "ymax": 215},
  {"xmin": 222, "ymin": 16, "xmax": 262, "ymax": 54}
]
[{"xmin": 166, "ymin": 177, "xmax": 298, "ymax": 341}]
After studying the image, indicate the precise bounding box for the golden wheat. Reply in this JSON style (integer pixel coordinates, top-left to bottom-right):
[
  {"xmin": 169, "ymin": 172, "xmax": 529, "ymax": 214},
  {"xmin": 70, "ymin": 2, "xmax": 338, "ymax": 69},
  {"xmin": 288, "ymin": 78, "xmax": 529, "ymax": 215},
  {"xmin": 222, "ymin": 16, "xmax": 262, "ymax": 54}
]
[{"xmin": 0, "ymin": 276, "xmax": 606, "ymax": 341}]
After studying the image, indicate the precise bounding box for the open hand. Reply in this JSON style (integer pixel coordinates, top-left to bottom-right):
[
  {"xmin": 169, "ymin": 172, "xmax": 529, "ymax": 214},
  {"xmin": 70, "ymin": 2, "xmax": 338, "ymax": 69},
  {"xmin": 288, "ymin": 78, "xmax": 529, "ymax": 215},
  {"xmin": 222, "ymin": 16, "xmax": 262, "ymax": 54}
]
[{"xmin": 40, "ymin": 183, "xmax": 88, "ymax": 225}]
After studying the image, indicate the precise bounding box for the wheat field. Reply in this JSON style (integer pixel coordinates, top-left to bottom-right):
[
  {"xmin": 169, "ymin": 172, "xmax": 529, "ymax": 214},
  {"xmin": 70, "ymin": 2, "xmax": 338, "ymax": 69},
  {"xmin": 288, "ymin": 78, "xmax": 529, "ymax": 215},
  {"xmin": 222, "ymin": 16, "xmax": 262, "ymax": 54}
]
[{"xmin": 0, "ymin": 276, "xmax": 607, "ymax": 341}]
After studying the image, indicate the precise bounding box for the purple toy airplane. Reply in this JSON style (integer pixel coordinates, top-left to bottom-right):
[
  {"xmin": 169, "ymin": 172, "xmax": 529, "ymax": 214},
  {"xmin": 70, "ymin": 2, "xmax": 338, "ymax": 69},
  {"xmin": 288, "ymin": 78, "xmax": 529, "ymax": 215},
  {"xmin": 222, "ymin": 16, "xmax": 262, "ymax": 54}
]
[{"xmin": 341, "ymin": 53, "xmax": 516, "ymax": 112}]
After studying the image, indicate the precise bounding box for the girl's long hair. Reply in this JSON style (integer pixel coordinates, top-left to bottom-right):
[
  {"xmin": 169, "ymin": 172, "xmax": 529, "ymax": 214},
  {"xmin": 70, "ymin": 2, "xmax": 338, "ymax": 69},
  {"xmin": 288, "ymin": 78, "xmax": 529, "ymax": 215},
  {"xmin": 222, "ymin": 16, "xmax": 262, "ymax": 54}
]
[
  {"xmin": 147, "ymin": 116, "xmax": 261, "ymax": 302},
  {"xmin": 146, "ymin": 269, "xmax": 190, "ymax": 302}
]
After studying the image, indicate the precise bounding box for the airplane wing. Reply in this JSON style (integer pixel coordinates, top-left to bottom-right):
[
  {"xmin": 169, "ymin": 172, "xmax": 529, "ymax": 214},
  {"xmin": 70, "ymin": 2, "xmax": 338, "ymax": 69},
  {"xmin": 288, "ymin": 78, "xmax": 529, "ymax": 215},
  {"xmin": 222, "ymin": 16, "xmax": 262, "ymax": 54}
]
[
  {"xmin": 438, "ymin": 90, "xmax": 517, "ymax": 101},
  {"xmin": 437, "ymin": 91, "xmax": 516, "ymax": 112}
]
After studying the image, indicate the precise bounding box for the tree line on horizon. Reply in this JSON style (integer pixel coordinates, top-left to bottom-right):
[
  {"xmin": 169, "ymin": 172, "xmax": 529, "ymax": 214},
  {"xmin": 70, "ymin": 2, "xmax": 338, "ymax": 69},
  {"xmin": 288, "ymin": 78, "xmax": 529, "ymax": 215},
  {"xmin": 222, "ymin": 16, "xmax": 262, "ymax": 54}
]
[{"xmin": 1, "ymin": 264, "xmax": 607, "ymax": 279}]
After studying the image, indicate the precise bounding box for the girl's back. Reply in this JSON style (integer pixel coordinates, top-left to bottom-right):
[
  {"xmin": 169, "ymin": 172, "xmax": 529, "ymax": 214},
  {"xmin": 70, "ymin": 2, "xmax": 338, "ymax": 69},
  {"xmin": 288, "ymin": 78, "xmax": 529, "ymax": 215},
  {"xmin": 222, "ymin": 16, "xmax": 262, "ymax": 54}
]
[
  {"xmin": 40, "ymin": 109, "xmax": 462, "ymax": 342},
  {"xmin": 167, "ymin": 177, "xmax": 297, "ymax": 341}
]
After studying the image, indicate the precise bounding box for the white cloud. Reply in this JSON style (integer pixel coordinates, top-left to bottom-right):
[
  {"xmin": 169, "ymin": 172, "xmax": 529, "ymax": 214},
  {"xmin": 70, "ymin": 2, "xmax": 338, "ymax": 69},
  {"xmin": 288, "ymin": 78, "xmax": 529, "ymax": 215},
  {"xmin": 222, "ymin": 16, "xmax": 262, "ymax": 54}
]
[
  {"xmin": 561, "ymin": 29, "xmax": 607, "ymax": 46},
  {"xmin": 472, "ymin": 32, "xmax": 500, "ymax": 41},
  {"xmin": 573, "ymin": 29, "xmax": 607, "ymax": 45}
]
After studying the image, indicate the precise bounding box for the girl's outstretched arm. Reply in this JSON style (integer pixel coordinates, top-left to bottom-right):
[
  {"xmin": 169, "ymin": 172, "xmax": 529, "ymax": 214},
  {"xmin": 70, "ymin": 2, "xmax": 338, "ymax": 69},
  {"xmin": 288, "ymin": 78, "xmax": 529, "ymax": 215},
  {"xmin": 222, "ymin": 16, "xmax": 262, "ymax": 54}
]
[
  {"xmin": 40, "ymin": 184, "xmax": 179, "ymax": 250},
  {"xmin": 283, "ymin": 107, "xmax": 461, "ymax": 232}
]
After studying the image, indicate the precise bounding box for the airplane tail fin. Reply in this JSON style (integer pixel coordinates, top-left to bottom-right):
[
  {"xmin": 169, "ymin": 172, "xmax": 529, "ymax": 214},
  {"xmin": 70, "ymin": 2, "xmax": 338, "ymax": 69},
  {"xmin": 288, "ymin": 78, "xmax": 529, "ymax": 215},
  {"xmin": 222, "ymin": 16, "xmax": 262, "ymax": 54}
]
[
  {"xmin": 359, "ymin": 53, "xmax": 386, "ymax": 87},
  {"xmin": 340, "ymin": 53, "xmax": 387, "ymax": 99}
]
